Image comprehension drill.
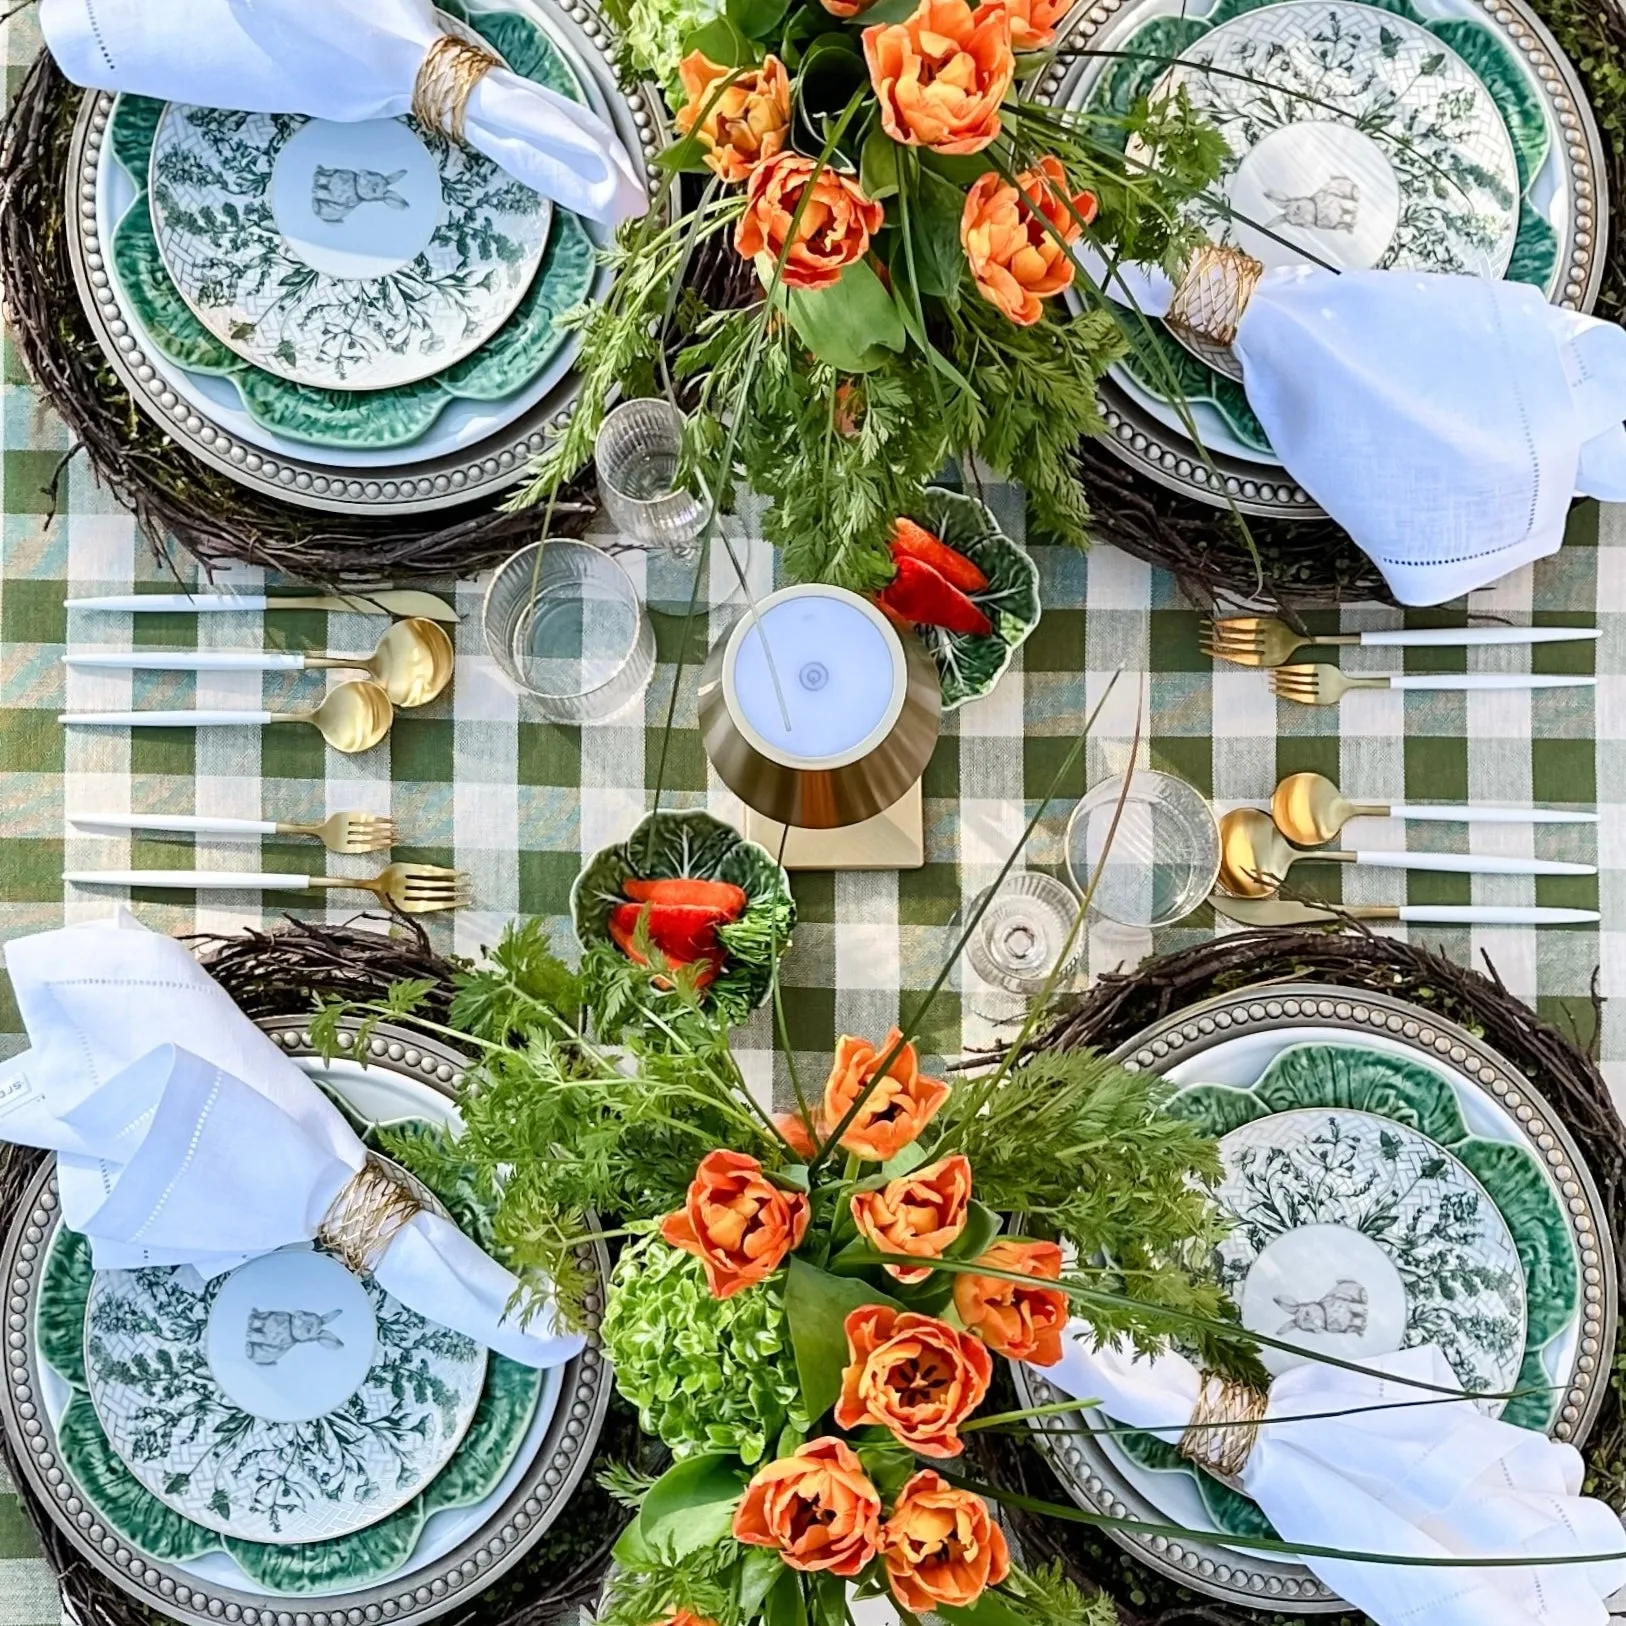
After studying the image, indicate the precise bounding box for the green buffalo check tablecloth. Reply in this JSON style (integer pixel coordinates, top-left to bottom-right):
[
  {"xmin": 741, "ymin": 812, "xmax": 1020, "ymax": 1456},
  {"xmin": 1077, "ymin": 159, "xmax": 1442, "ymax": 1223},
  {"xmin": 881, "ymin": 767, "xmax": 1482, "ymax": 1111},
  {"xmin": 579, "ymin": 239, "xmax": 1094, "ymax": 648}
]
[{"xmin": 3, "ymin": 19, "xmax": 1626, "ymax": 1626}]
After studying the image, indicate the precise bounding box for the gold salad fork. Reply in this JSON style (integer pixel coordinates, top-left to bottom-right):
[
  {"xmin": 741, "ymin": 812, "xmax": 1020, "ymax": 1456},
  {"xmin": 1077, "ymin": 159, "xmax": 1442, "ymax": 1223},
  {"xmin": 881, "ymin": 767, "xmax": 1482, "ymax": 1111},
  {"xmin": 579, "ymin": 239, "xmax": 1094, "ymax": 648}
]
[
  {"xmin": 1202, "ymin": 615, "xmax": 1598, "ymax": 669},
  {"xmin": 62, "ymin": 863, "xmax": 471, "ymax": 914},
  {"xmin": 66, "ymin": 810, "xmax": 398, "ymax": 855}
]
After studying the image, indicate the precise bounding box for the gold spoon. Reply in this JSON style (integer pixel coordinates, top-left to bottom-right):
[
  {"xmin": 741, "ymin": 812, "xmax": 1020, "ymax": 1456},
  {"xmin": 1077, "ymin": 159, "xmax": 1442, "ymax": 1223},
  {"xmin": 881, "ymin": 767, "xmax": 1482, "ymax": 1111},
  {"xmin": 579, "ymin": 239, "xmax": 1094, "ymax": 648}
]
[
  {"xmin": 60, "ymin": 679, "xmax": 395, "ymax": 755},
  {"xmin": 1272, "ymin": 772, "xmax": 1599, "ymax": 846},
  {"xmin": 64, "ymin": 617, "xmax": 454, "ymax": 709},
  {"xmin": 1217, "ymin": 807, "xmax": 1595, "ymax": 899}
]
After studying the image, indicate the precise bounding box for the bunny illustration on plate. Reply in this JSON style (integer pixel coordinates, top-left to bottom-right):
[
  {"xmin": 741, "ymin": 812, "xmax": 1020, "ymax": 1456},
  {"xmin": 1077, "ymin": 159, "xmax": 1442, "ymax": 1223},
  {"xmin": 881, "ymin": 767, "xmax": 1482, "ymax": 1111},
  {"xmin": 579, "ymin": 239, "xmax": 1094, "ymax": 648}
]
[
  {"xmin": 310, "ymin": 166, "xmax": 411, "ymax": 224},
  {"xmin": 1275, "ymin": 1279, "xmax": 1369, "ymax": 1336},
  {"xmin": 245, "ymin": 1306, "xmax": 345, "ymax": 1365}
]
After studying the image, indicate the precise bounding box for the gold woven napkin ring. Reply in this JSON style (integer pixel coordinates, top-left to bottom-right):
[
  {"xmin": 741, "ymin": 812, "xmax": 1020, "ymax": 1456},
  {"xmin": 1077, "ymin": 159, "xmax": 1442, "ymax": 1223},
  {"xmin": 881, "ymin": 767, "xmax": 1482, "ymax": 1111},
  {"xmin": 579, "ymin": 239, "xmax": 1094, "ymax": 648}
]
[
  {"xmin": 1177, "ymin": 1371, "xmax": 1269, "ymax": 1491},
  {"xmin": 318, "ymin": 1158, "xmax": 425, "ymax": 1278},
  {"xmin": 412, "ymin": 34, "xmax": 501, "ymax": 143},
  {"xmin": 1164, "ymin": 243, "xmax": 1266, "ymax": 348}
]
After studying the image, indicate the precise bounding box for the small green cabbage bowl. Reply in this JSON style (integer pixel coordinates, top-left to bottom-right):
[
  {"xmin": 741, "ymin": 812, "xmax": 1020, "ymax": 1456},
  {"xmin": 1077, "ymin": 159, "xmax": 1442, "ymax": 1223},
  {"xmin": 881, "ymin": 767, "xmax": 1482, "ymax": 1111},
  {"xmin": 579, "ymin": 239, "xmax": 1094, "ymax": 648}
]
[{"xmin": 569, "ymin": 810, "xmax": 796, "ymax": 1022}]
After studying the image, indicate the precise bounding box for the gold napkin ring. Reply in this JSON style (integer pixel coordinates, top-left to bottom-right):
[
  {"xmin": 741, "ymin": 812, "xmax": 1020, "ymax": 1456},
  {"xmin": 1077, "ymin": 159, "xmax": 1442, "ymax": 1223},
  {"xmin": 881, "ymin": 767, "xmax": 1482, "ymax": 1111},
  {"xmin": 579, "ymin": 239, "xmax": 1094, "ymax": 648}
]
[
  {"xmin": 1165, "ymin": 243, "xmax": 1266, "ymax": 348},
  {"xmin": 1177, "ymin": 1371, "xmax": 1269, "ymax": 1491},
  {"xmin": 318, "ymin": 1157, "xmax": 426, "ymax": 1278},
  {"xmin": 412, "ymin": 34, "xmax": 500, "ymax": 143}
]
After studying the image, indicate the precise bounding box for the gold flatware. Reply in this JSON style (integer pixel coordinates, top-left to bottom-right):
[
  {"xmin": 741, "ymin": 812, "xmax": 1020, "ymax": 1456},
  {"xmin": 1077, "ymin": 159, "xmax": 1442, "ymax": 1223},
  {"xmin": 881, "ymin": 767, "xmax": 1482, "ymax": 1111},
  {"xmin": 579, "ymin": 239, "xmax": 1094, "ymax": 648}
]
[
  {"xmin": 1271, "ymin": 772, "xmax": 1600, "ymax": 846},
  {"xmin": 65, "ymin": 617, "xmax": 455, "ymax": 708},
  {"xmin": 1217, "ymin": 807, "xmax": 1594, "ymax": 899},
  {"xmin": 62, "ymin": 862, "xmax": 470, "ymax": 914},
  {"xmin": 66, "ymin": 810, "xmax": 397, "ymax": 854},
  {"xmin": 1269, "ymin": 664, "xmax": 1595, "ymax": 706},
  {"xmin": 60, "ymin": 679, "xmax": 395, "ymax": 754},
  {"xmin": 1210, "ymin": 894, "xmax": 1599, "ymax": 928},
  {"xmin": 65, "ymin": 590, "xmax": 460, "ymax": 623},
  {"xmin": 1202, "ymin": 616, "xmax": 1599, "ymax": 668}
]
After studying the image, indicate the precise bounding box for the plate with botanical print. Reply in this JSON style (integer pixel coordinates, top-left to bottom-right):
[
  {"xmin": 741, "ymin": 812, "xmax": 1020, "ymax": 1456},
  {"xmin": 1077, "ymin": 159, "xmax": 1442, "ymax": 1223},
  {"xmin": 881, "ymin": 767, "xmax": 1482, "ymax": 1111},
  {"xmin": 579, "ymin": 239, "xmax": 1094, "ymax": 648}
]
[
  {"xmin": 1044, "ymin": 0, "xmax": 1605, "ymax": 479},
  {"xmin": 1015, "ymin": 989, "xmax": 1608, "ymax": 1613},
  {"xmin": 84, "ymin": 1240, "xmax": 487, "ymax": 1546},
  {"xmin": 28, "ymin": 1037, "xmax": 572, "ymax": 1598},
  {"xmin": 148, "ymin": 75, "xmax": 552, "ymax": 392}
]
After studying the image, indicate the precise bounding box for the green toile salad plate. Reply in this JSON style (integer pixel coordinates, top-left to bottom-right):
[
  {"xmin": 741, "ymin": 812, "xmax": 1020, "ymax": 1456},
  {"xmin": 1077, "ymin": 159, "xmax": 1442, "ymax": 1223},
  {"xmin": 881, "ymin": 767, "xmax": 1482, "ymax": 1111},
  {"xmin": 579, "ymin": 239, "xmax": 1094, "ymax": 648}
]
[
  {"xmin": 1044, "ymin": 0, "xmax": 1605, "ymax": 477},
  {"xmin": 103, "ymin": 0, "xmax": 597, "ymax": 453},
  {"xmin": 4, "ymin": 1020, "xmax": 612, "ymax": 1617}
]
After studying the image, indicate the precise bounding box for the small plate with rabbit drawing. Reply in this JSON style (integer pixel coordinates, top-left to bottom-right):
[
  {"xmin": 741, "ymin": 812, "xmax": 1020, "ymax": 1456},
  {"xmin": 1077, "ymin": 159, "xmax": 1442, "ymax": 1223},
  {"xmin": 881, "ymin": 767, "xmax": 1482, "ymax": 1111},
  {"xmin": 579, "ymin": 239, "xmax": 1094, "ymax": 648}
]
[{"xmin": 83, "ymin": 1238, "xmax": 487, "ymax": 1545}]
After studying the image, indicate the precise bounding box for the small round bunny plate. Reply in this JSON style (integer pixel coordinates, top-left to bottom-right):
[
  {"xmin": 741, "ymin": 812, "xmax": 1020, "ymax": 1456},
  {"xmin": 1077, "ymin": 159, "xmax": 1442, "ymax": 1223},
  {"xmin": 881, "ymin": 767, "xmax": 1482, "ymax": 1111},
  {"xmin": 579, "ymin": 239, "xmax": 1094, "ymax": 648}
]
[{"xmin": 83, "ymin": 1242, "xmax": 487, "ymax": 1544}]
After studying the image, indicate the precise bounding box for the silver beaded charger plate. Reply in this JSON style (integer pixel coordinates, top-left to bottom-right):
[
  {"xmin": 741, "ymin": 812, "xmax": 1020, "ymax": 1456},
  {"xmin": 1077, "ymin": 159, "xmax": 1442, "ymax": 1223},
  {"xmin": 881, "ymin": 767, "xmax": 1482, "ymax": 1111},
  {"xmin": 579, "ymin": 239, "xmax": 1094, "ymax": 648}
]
[
  {"xmin": 0, "ymin": 1017, "xmax": 613, "ymax": 1626},
  {"xmin": 65, "ymin": 0, "xmax": 669, "ymax": 515},
  {"xmin": 1038, "ymin": 0, "xmax": 1608, "ymax": 517},
  {"xmin": 1012, "ymin": 984, "xmax": 1614, "ymax": 1613}
]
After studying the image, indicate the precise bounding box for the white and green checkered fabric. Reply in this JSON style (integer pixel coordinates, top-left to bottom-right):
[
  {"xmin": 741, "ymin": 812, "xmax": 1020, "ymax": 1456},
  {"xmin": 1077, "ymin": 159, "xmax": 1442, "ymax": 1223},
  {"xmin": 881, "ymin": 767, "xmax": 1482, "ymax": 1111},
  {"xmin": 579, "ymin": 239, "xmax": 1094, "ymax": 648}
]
[{"xmin": 2, "ymin": 9, "xmax": 1625, "ymax": 1620}]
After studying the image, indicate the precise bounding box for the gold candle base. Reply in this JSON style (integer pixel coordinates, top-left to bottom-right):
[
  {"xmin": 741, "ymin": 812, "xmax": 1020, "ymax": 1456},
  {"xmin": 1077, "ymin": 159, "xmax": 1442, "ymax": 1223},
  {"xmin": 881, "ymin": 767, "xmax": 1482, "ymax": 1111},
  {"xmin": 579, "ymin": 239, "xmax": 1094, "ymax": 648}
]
[{"xmin": 743, "ymin": 780, "xmax": 924, "ymax": 870}]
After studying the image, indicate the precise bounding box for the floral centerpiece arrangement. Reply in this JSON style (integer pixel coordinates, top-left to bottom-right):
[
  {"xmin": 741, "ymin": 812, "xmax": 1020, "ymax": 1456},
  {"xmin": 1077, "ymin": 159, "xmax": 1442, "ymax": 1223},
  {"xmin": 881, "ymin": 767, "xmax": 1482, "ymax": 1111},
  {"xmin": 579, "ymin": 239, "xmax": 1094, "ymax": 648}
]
[
  {"xmin": 519, "ymin": 0, "xmax": 1226, "ymax": 588},
  {"xmin": 318, "ymin": 907, "xmax": 1249, "ymax": 1626}
]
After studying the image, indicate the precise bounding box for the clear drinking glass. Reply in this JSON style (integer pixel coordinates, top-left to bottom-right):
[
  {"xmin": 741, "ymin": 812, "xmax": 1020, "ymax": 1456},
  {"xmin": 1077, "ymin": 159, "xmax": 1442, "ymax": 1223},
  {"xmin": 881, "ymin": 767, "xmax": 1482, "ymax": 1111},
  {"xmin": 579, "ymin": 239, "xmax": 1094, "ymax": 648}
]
[
  {"xmin": 482, "ymin": 540, "xmax": 655, "ymax": 722},
  {"xmin": 960, "ymin": 870, "xmax": 1084, "ymax": 997},
  {"xmin": 1065, "ymin": 769, "xmax": 1221, "ymax": 928},
  {"xmin": 594, "ymin": 398, "xmax": 709, "ymax": 556}
]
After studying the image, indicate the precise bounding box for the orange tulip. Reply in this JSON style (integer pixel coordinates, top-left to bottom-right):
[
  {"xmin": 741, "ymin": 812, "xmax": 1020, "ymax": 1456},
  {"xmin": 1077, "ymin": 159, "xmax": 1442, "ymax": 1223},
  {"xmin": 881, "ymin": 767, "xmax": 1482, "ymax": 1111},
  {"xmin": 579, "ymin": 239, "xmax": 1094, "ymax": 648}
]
[
  {"xmin": 880, "ymin": 1471, "xmax": 1011, "ymax": 1611},
  {"xmin": 675, "ymin": 52, "xmax": 790, "ymax": 185},
  {"xmin": 823, "ymin": 1029, "xmax": 951, "ymax": 1161},
  {"xmin": 863, "ymin": 0, "xmax": 1015, "ymax": 156},
  {"xmin": 834, "ymin": 1305, "xmax": 992, "ymax": 1456},
  {"xmin": 735, "ymin": 154, "xmax": 886, "ymax": 292},
  {"xmin": 1001, "ymin": 0, "xmax": 1070, "ymax": 49},
  {"xmin": 961, "ymin": 154, "xmax": 1097, "ymax": 325},
  {"xmin": 656, "ymin": 1614, "xmax": 719, "ymax": 1626},
  {"xmin": 953, "ymin": 1237, "xmax": 1069, "ymax": 1365},
  {"xmin": 821, "ymin": 0, "xmax": 877, "ymax": 13},
  {"xmin": 774, "ymin": 1110, "xmax": 822, "ymax": 1160},
  {"xmin": 660, "ymin": 1149, "xmax": 810, "ymax": 1299},
  {"xmin": 733, "ymin": 1437, "xmax": 882, "ymax": 1575},
  {"xmin": 850, "ymin": 1153, "xmax": 972, "ymax": 1281}
]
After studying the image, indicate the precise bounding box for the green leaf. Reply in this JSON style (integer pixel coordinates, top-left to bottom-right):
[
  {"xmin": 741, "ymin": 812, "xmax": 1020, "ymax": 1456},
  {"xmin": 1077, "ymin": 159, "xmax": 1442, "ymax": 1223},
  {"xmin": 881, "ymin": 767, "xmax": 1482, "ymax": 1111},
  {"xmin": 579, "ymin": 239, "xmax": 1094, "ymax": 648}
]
[
  {"xmin": 939, "ymin": 1590, "xmax": 1037, "ymax": 1626},
  {"xmin": 855, "ymin": 1441, "xmax": 917, "ymax": 1502},
  {"xmin": 784, "ymin": 1257, "xmax": 903, "ymax": 1421},
  {"xmin": 683, "ymin": 16, "xmax": 758, "ymax": 65},
  {"xmin": 880, "ymin": 1141, "xmax": 929, "ymax": 1178},
  {"xmin": 947, "ymin": 1199, "xmax": 1004, "ymax": 1261},
  {"xmin": 919, "ymin": 148, "xmax": 995, "ymax": 187},
  {"xmin": 633, "ymin": 1452, "xmax": 746, "ymax": 1559},
  {"xmin": 860, "ymin": 121, "xmax": 900, "ymax": 200},
  {"xmin": 763, "ymin": 1568, "xmax": 807, "ymax": 1626},
  {"xmin": 807, "ymin": 1573, "xmax": 850, "ymax": 1626},
  {"xmin": 729, "ymin": 0, "xmax": 791, "ymax": 40},
  {"xmin": 852, "ymin": 0, "xmax": 923, "ymax": 21},
  {"xmin": 907, "ymin": 164, "xmax": 968, "ymax": 300},
  {"xmin": 784, "ymin": 261, "xmax": 907, "ymax": 373},
  {"xmin": 657, "ymin": 131, "xmax": 714, "ymax": 174},
  {"xmin": 796, "ymin": 31, "xmax": 869, "ymax": 119},
  {"xmin": 738, "ymin": 1545, "xmax": 790, "ymax": 1616}
]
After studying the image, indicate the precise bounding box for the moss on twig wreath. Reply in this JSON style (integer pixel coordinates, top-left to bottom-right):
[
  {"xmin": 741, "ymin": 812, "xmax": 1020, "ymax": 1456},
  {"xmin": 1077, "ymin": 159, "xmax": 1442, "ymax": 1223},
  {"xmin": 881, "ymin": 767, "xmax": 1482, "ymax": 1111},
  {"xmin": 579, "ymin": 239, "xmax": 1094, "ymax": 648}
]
[{"xmin": 0, "ymin": 55, "xmax": 595, "ymax": 583}]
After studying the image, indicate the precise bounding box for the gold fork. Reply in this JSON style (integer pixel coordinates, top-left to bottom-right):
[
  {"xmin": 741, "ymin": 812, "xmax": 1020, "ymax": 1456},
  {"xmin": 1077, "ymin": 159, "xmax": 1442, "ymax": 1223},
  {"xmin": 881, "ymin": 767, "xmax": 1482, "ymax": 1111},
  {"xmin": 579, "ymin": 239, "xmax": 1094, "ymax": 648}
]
[
  {"xmin": 62, "ymin": 863, "xmax": 471, "ymax": 914},
  {"xmin": 66, "ymin": 810, "xmax": 397, "ymax": 854},
  {"xmin": 1270, "ymin": 663, "xmax": 1597, "ymax": 706},
  {"xmin": 1202, "ymin": 615, "xmax": 1600, "ymax": 669}
]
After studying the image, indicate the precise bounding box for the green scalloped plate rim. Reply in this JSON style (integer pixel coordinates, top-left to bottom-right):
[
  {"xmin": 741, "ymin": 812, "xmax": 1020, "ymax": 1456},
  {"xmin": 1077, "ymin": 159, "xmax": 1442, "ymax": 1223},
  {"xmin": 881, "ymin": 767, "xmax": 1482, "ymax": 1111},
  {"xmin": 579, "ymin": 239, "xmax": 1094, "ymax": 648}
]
[
  {"xmin": 900, "ymin": 488, "xmax": 1041, "ymax": 713},
  {"xmin": 1110, "ymin": 1039, "xmax": 1581, "ymax": 1539},
  {"xmin": 105, "ymin": 0, "xmax": 596, "ymax": 451},
  {"xmin": 569, "ymin": 810, "xmax": 797, "ymax": 1024},
  {"xmin": 1087, "ymin": 0, "xmax": 1562, "ymax": 452},
  {"xmin": 38, "ymin": 1206, "xmax": 544, "ymax": 1592}
]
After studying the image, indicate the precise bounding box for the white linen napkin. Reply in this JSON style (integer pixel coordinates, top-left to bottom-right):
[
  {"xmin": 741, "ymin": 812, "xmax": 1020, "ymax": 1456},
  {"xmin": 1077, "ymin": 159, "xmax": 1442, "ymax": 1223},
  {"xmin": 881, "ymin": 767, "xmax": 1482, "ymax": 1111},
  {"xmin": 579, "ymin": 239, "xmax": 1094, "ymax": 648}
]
[
  {"xmin": 1089, "ymin": 255, "xmax": 1626, "ymax": 605},
  {"xmin": 1046, "ymin": 1324, "xmax": 1626, "ymax": 1626},
  {"xmin": 0, "ymin": 911, "xmax": 584, "ymax": 1369},
  {"xmin": 38, "ymin": 0, "xmax": 647, "ymax": 226}
]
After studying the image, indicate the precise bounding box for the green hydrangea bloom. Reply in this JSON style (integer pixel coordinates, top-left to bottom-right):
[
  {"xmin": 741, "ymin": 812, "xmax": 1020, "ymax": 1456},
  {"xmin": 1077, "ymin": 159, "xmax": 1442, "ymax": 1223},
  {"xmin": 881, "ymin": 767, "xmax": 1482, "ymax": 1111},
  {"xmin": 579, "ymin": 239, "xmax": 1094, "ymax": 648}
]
[
  {"xmin": 602, "ymin": 1233, "xmax": 806, "ymax": 1464},
  {"xmin": 615, "ymin": 0, "xmax": 723, "ymax": 106}
]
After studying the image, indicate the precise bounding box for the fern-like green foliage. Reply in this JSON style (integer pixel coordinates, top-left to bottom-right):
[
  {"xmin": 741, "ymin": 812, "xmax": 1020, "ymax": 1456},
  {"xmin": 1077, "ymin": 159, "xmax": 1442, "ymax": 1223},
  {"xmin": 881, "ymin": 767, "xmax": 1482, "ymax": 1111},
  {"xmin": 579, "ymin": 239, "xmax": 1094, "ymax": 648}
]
[
  {"xmin": 933, "ymin": 1047, "xmax": 1258, "ymax": 1377},
  {"xmin": 377, "ymin": 919, "xmax": 789, "ymax": 1330}
]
